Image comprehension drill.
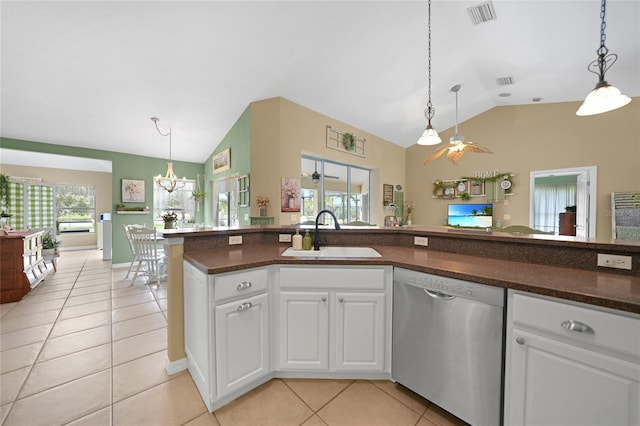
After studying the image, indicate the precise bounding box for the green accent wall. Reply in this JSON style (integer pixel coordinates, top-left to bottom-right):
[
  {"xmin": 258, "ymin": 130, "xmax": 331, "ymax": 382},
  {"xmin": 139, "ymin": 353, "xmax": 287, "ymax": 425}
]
[
  {"xmin": 203, "ymin": 106, "xmax": 252, "ymax": 226},
  {"xmin": 0, "ymin": 137, "xmax": 204, "ymax": 265}
]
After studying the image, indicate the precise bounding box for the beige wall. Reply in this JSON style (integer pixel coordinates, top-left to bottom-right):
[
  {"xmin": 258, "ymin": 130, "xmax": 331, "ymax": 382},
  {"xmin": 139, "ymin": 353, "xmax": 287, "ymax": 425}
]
[
  {"xmin": 405, "ymin": 98, "xmax": 640, "ymax": 240},
  {"xmin": 250, "ymin": 97, "xmax": 406, "ymax": 225},
  {"xmin": 0, "ymin": 164, "xmax": 112, "ymax": 248}
]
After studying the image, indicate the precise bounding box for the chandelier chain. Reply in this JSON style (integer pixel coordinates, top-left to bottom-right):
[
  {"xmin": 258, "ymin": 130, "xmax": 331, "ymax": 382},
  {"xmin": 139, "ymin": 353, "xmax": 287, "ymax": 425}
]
[
  {"xmin": 598, "ymin": 0, "xmax": 608, "ymax": 56},
  {"xmin": 425, "ymin": 0, "xmax": 435, "ymax": 122}
]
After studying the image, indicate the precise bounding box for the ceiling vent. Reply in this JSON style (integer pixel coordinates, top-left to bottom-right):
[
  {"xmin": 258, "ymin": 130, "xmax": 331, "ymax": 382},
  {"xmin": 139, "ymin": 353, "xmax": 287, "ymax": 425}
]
[
  {"xmin": 468, "ymin": 1, "xmax": 497, "ymax": 25},
  {"xmin": 496, "ymin": 76, "xmax": 514, "ymax": 86}
]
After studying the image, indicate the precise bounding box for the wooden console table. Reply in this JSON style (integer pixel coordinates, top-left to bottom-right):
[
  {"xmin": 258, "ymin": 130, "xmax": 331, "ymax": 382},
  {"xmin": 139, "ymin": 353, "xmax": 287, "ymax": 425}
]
[{"xmin": 0, "ymin": 230, "xmax": 50, "ymax": 303}]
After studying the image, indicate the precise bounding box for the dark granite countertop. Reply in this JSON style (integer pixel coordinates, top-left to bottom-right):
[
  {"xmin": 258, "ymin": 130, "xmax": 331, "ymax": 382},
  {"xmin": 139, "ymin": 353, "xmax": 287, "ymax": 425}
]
[{"xmin": 184, "ymin": 244, "xmax": 640, "ymax": 315}]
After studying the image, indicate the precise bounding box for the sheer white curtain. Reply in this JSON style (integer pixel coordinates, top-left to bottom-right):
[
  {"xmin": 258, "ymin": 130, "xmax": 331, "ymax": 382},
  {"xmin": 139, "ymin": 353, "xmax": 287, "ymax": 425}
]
[{"xmin": 533, "ymin": 183, "xmax": 576, "ymax": 233}]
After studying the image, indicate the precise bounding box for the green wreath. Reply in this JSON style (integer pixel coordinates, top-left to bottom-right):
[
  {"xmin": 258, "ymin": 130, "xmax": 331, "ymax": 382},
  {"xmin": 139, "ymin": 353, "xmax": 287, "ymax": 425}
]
[{"xmin": 342, "ymin": 133, "xmax": 356, "ymax": 151}]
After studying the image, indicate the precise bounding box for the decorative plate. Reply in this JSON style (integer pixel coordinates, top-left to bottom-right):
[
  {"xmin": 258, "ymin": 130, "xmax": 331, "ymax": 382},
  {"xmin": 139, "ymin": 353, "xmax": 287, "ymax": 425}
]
[
  {"xmin": 457, "ymin": 182, "xmax": 466, "ymax": 192},
  {"xmin": 500, "ymin": 180, "xmax": 512, "ymax": 190}
]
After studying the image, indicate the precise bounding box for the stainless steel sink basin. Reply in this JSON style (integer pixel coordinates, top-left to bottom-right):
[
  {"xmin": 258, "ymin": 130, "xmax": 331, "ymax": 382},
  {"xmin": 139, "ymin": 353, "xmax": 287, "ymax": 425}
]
[{"xmin": 281, "ymin": 246, "xmax": 381, "ymax": 258}]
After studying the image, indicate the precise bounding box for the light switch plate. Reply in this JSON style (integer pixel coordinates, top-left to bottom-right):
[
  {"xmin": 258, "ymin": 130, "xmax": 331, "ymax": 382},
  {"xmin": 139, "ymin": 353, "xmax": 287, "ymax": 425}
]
[
  {"xmin": 229, "ymin": 235, "xmax": 242, "ymax": 245},
  {"xmin": 279, "ymin": 234, "xmax": 292, "ymax": 243},
  {"xmin": 597, "ymin": 253, "xmax": 632, "ymax": 270},
  {"xmin": 414, "ymin": 236, "xmax": 428, "ymax": 246}
]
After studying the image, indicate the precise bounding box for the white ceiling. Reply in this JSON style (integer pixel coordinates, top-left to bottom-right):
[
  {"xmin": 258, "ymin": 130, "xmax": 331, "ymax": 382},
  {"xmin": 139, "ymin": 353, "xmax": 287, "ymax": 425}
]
[{"xmin": 2, "ymin": 1, "xmax": 638, "ymax": 164}]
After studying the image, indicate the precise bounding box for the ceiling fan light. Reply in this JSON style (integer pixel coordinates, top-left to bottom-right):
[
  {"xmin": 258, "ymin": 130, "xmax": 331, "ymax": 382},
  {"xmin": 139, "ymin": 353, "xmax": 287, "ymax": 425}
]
[
  {"xmin": 417, "ymin": 125, "xmax": 442, "ymax": 145},
  {"xmin": 576, "ymin": 84, "xmax": 632, "ymax": 116}
]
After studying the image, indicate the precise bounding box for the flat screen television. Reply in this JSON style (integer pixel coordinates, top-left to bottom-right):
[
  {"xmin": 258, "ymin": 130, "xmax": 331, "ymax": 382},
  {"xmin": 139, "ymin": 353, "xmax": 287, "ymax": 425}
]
[{"xmin": 447, "ymin": 203, "xmax": 493, "ymax": 228}]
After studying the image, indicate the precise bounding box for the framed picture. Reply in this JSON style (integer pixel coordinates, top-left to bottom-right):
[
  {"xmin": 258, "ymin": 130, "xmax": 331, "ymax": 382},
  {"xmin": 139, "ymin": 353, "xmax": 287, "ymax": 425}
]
[
  {"xmin": 122, "ymin": 179, "xmax": 145, "ymax": 203},
  {"xmin": 470, "ymin": 180, "xmax": 485, "ymax": 196},
  {"xmin": 213, "ymin": 148, "xmax": 231, "ymax": 174},
  {"xmin": 281, "ymin": 177, "xmax": 301, "ymax": 212},
  {"xmin": 383, "ymin": 184, "xmax": 394, "ymax": 206}
]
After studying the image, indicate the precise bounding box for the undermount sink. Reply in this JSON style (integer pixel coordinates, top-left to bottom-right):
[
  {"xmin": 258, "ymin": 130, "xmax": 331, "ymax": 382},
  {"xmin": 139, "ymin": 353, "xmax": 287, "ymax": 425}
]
[{"xmin": 281, "ymin": 246, "xmax": 382, "ymax": 258}]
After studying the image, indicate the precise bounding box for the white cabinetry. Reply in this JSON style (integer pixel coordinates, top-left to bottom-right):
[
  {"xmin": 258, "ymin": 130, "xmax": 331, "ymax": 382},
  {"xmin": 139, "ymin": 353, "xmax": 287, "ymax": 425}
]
[
  {"xmin": 277, "ymin": 266, "xmax": 391, "ymax": 375},
  {"xmin": 183, "ymin": 262, "xmax": 270, "ymax": 411},
  {"xmin": 505, "ymin": 291, "xmax": 640, "ymax": 426}
]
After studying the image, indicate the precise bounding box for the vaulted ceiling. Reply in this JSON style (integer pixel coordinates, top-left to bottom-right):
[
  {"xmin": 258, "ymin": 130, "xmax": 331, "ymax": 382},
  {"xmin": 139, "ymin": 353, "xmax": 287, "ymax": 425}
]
[{"xmin": 2, "ymin": 1, "xmax": 638, "ymax": 163}]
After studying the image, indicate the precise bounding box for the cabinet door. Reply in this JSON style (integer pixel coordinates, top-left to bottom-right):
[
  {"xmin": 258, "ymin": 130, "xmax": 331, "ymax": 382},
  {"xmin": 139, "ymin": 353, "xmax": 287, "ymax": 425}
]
[
  {"xmin": 506, "ymin": 329, "xmax": 639, "ymax": 426},
  {"xmin": 334, "ymin": 292, "xmax": 385, "ymax": 371},
  {"xmin": 215, "ymin": 292, "xmax": 269, "ymax": 398},
  {"xmin": 279, "ymin": 291, "xmax": 329, "ymax": 370}
]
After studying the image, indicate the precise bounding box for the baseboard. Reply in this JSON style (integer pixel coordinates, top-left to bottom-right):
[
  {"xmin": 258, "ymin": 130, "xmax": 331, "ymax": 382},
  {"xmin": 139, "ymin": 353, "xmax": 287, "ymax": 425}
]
[
  {"xmin": 166, "ymin": 357, "xmax": 188, "ymax": 375},
  {"xmin": 111, "ymin": 262, "xmax": 131, "ymax": 269}
]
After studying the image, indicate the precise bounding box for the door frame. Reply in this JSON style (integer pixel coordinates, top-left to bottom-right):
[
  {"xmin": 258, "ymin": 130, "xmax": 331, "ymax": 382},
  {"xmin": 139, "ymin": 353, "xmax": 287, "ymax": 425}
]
[{"xmin": 529, "ymin": 166, "xmax": 597, "ymax": 239}]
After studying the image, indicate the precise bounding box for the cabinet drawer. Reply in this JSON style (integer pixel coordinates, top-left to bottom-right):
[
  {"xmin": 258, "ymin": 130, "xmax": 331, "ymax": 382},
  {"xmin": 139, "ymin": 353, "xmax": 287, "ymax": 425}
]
[
  {"xmin": 214, "ymin": 268, "xmax": 268, "ymax": 302},
  {"xmin": 512, "ymin": 293, "xmax": 640, "ymax": 359},
  {"xmin": 280, "ymin": 267, "xmax": 386, "ymax": 290}
]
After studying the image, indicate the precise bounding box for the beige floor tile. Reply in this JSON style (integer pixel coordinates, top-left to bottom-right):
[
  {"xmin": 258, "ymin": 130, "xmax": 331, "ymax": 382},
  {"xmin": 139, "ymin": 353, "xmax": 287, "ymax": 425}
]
[
  {"xmin": 112, "ymin": 373, "xmax": 206, "ymax": 426},
  {"xmin": 1, "ymin": 298, "xmax": 64, "ymax": 319},
  {"xmin": 113, "ymin": 350, "xmax": 177, "ymax": 402},
  {"xmin": 111, "ymin": 284, "xmax": 150, "ymax": 298},
  {"xmin": 112, "ymin": 311, "xmax": 166, "ymax": 341},
  {"xmin": 0, "ymin": 341, "xmax": 43, "ymax": 374},
  {"xmin": 422, "ymin": 405, "xmax": 468, "ymax": 426},
  {"xmin": 21, "ymin": 289, "xmax": 70, "ymax": 303},
  {"xmin": 317, "ymin": 381, "xmax": 421, "ymax": 426},
  {"xmin": 65, "ymin": 291, "xmax": 111, "ymax": 307},
  {"xmin": 158, "ymin": 298, "xmax": 168, "ymax": 311},
  {"xmin": 0, "ymin": 367, "xmax": 30, "ymax": 405},
  {"xmin": 184, "ymin": 412, "xmax": 221, "ymax": 426},
  {"xmin": 112, "ymin": 327, "xmax": 166, "ymax": 365},
  {"xmin": 70, "ymin": 283, "xmax": 111, "ymax": 297},
  {"xmin": 66, "ymin": 406, "xmax": 112, "ymax": 426},
  {"xmin": 4, "ymin": 370, "xmax": 111, "ymax": 426},
  {"xmin": 0, "ymin": 302, "xmax": 18, "ymax": 318},
  {"xmin": 0, "ymin": 323, "xmax": 52, "ymax": 351},
  {"xmin": 39, "ymin": 325, "xmax": 111, "ymax": 361},
  {"xmin": 19, "ymin": 343, "xmax": 111, "ymax": 398},
  {"xmin": 283, "ymin": 378, "xmax": 353, "ymax": 411},
  {"xmin": 111, "ymin": 291, "xmax": 156, "ymax": 309},
  {"xmin": 49, "ymin": 310, "xmax": 112, "ymax": 338},
  {"xmin": 417, "ymin": 417, "xmax": 440, "ymax": 426},
  {"xmin": 152, "ymin": 287, "xmax": 167, "ymax": 299},
  {"xmin": 112, "ymin": 301, "xmax": 160, "ymax": 323},
  {"xmin": 0, "ymin": 309, "xmax": 59, "ymax": 334},
  {"xmin": 58, "ymin": 299, "xmax": 111, "ymax": 320},
  {"xmin": 74, "ymin": 276, "xmax": 111, "ymax": 288},
  {"xmin": 370, "ymin": 380, "xmax": 430, "ymax": 414},
  {"xmin": 0, "ymin": 402, "xmax": 12, "ymax": 424},
  {"xmin": 214, "ymin": 379, "xmax": 313, "ymax": 426},
  {"xmin": 301, "ymin": 414, "xmax": 329, "ymax": 426}
]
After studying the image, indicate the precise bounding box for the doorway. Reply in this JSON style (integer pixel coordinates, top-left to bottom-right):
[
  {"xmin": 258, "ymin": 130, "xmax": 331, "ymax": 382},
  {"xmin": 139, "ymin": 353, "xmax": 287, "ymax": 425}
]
[{"xmin": 529, "ymin": 166, "xmax": 597, "ymax": 239}]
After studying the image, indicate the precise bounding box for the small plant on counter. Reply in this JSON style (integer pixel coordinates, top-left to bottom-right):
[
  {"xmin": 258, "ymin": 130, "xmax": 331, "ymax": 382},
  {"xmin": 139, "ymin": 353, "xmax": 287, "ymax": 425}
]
[
  {"xmin": 0, "ymin": 174, "xmax": 11, "ymax": 216},
  {"xmin": 256, "ymin": 196, "xmax": 270, "ymax": 208},
  {"xmin": 42, "ymin": 231, "xmax": 62, "ymax": 250},
  {"xmin": 161, "ymin": 211, "xmax": 178, "ymax": 222}
]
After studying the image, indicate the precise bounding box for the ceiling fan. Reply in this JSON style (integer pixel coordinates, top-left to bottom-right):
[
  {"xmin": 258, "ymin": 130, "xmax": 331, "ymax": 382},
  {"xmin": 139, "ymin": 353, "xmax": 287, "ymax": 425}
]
[
  {"xmin": 301, "ymin": 160, "xmax": 340, "ymax": 182},
  {"xmin": 424, "ymin": 84, "xmax": 493, "ymax": 165}
]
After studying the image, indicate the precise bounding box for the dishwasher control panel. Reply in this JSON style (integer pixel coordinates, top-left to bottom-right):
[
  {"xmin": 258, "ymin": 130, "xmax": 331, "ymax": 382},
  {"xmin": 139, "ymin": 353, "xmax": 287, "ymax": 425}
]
[{"xmin": 407, "ymin": 274, "xmax": 474, "ymax": 297}]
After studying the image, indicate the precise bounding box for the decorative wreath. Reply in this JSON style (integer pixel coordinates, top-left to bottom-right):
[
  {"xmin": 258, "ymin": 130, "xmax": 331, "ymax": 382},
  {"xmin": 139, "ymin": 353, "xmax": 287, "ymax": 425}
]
[{"xmin": 342, "ymin": 133, "xmax": 356, "ymax": 151}]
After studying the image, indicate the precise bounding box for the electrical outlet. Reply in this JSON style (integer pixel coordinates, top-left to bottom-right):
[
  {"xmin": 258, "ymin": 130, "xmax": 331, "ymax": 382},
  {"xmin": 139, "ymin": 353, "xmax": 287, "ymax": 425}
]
[
  {"xmin": 503, "ymin": 214, "xmax": 511, "ymax": 221},
  {"xmin": 279, "ymin": 234, "xmax": 292, "ymax": 243},
  {"xmin": 244, "ymin": 213, "xmax": 249, "ymax": 221},
  {"xmin": 414, "ymin": 236, "xmax": 428, "ymax": 246},
  {"xmin": 597, "ymin": 253, "xmax": 632, "ymax": 270},
  {"xmin": 229, "ymin": 235, "xmax": 242, "ymax": 245}
]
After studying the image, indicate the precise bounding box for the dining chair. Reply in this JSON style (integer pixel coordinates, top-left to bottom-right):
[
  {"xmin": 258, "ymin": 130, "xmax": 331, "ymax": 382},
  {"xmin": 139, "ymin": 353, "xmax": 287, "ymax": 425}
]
[
  {"xmin": 123, "ymin": 224, "xmax": 145, "ymax": 279},
  {"xmin": 128, "ymin": 226, "xmax": 166, "ymax": 283}
]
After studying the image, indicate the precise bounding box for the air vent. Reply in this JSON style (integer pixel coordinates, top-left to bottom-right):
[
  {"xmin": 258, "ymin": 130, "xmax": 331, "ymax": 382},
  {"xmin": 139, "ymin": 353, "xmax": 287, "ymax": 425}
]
[
  {"xmin": 496, "ymin": 76, "xmax": 514, "ymax": 86},
  {"xmin": 468, "ymin": 1, "xmax": 497, "ymax": 25}
]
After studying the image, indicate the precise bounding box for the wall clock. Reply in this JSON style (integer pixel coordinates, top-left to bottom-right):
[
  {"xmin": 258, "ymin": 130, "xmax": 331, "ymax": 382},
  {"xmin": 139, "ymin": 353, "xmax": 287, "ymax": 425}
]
[
  {"xmin": 500, "ymin": 180, "xmax": 512, "ymax": 190},
  {"xmin": 457, "ymin": 182, "xmax": 467, "ymax": 192}
]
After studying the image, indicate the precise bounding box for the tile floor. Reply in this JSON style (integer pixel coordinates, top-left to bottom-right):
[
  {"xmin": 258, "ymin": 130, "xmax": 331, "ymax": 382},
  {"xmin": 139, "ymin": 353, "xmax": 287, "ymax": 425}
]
[{"xmin": 0, "ymin": 249, "xmax": 467, "ymax": 426}]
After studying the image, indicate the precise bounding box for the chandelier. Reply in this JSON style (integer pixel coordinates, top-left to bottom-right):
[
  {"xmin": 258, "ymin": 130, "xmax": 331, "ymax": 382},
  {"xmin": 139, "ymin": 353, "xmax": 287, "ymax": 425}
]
[
  {"xmin": 576, "ymin": 0, "xmax": 631, "ymax": 116},
  {"xmin": 416, "ymin": 0, "xmax": 441, "ymax": 146},
  {"xmin": 424, "ymin": 85, "xmax": 493, "ymax": 165},
  {"xmin": 151, "ymin": 117, "xmax": 187, "ymax": 193}
]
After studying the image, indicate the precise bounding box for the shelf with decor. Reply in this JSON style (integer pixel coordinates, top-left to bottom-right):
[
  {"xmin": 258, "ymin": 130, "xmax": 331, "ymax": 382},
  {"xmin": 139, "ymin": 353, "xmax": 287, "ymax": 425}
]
[
  {"xmin": 432, "ymin": 172, "xmax": 515, "ymax": 202},
  {"xmin": 116, "ymin": 211, "xmax": 150, "ymax": 215}
]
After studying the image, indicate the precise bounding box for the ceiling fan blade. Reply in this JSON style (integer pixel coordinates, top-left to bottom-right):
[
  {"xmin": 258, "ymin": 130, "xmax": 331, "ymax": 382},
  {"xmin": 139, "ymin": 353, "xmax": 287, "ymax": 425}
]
[
  {"xmin": 463, "ymin": 142, "xmax": 493, "ymax": 154},
  {"xmin": 447, "ymin": 149, "xmax": 464, "ymax": 165},
  {"xmin": 424, "ymin": 147, "xmax": 448, "ymax": 164}
]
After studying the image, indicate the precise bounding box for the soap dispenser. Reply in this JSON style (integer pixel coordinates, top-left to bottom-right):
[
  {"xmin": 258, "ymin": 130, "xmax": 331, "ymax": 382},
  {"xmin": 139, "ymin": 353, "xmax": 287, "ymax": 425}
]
[
  {"xmin": 302, "ymin": 230, "xmax": 313, "ymax": 250},
  {"xmin": 292, "ymin": 230, "xmax": 303, "ymax": 250}
]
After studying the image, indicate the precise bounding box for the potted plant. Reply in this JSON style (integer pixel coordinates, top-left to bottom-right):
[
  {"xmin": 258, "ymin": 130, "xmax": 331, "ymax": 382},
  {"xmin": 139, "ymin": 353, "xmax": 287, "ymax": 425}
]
[
  {"xmin": 42, "ymin": 231, "xmax": 61, "ymax": 257},
  {"xmin": 256, "ymin": 196, "xmax": 270, "ymax": 217},
  {"xmin": 0, "ymin": 174, "xmax": 11, "ymax": 217},
  {"xmin": 192, "ymin": 190, "xmax": 206, "ymax": 203},
  {"xmin": 161, "ymin": 211, "xmax": 178, "ymax": 229}
]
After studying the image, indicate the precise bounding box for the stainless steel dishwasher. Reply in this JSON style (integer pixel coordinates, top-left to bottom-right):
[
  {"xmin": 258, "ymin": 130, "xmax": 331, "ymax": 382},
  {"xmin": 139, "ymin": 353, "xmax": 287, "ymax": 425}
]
[{"xmin": 392, "ymin": 268, "xmax": 505, "ymax": 426}]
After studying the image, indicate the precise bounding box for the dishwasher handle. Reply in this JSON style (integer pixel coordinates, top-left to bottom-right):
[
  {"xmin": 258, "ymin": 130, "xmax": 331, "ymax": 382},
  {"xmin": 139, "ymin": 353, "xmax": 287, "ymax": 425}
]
[{"xmin": 423, "ymin": 288, "xmax": 456, "ymax": 300}]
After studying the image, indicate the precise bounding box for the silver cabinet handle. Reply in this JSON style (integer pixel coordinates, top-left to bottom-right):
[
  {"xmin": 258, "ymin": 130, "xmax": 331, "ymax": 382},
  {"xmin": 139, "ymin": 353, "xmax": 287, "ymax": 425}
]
[
  {"xmin": 321, "ymin": 297, "xmax": 327, "ymax": 302},
  {"xmin": 424, "ymin": 289, "xmax": 456, "ymax": 300},
  {"xmin": 338, "ymin": 297, "xmax": 344, "ymax": 303},
  {"xmin": 515, "ymin": 337, "xmax": 525, "ymax": 345},
  {"xmin": 561, "ymin": 320, "xmax": 595, "ymax": 335},
  {"xmin": 237, "ymin": 302, "xmax": 253, "ymax": 312},
  {"xmin": 236, "ymin": 281, "xmax": 252, "ymax": 291}
]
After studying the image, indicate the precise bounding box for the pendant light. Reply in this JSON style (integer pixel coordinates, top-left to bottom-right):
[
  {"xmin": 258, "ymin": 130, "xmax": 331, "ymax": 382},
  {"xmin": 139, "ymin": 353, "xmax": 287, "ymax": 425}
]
[
  {"xmin": 424, "ymin": 85, "xmax": 493, "ymax": 165},
  {"xmin": 416, "ymin": 0, "xmax": 441, "ymax": 146},
  {"xmin": 311, "ymin": 160, "xmax": 321, "ymax": 184},
  {"xmin": 576, "ymin": 0, "xmax": 631, "ymax": 116},
  {"xmin": 151, "ymin": 117, "xmax": 187, "ymax": 193}
]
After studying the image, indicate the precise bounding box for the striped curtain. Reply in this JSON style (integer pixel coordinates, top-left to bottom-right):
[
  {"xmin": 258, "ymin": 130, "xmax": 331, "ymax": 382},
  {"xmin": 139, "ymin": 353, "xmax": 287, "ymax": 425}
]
[
  {"xmin": 6, "ymin": 182, "xmax": 25, "ymax": 230},
  {"xmin": 28, "ymin": 185, "xmax": 54, "ymax": 230}
]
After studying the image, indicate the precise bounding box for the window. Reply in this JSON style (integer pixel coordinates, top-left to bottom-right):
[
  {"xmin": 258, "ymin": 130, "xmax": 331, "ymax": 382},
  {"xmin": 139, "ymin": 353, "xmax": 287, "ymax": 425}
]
[
  {"xmin": 213, "ymin": 176, "xmax": 239, "ymax": 227},
  {"xmin": 301, "ymin": 156, "xmax": 370, "ymax": 225},
  {"xmin": 54, "ymin": 184, "xmax": 96, "ymax": 233},
  {"xmin": 153, "ymin": 179, "xmax": 196, "ymax": 229}
]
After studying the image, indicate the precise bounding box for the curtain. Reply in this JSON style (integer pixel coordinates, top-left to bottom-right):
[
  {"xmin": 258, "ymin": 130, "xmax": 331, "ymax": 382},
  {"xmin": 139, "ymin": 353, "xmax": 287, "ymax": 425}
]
[
  {"xmin": 6, "ymin": 182, "xmax": 25, "ymax": 230},
  {"xmin": 28, "ymin": 185, "xmax": 54, "ymax": 230},
  {"xmin": 533, "ymin": 183, "xmax": 576, "ymax": 233}
]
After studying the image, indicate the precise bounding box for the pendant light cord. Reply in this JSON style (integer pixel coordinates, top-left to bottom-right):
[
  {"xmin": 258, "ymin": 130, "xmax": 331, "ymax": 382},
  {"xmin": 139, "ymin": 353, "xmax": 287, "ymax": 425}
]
[{"xmin": 425, "ymin": 0, "xmax": 435, "ymax": 122}]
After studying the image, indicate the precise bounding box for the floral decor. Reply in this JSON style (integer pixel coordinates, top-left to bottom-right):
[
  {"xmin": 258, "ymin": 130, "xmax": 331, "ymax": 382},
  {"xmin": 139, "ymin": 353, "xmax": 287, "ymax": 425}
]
[
  {"xmin": 404, "ymin": 201, "xmax": 415, "ymax": 225},
  {"xmin": 281, "ymin": 177, "xmax": 301, "ymax": 212},
  {"xmin": 257, "ymin": 196, "xmax": 270, "ymax": 208},
  {"xmin": 161, "ymin": 211, "xmax": 177, "ymax": 223}
]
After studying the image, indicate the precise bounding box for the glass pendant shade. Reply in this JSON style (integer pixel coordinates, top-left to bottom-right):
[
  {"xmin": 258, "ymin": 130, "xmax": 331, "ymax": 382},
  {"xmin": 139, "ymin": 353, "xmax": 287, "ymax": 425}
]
[
  {"xmin": 576, "ymin": 83, "xmax": 632, "ymax": 116},
  {"xmin": 417, "ymin": 125, "xmax": 442, "ymax": 145}
]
